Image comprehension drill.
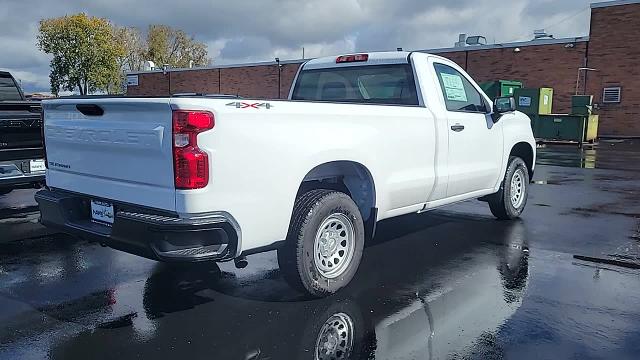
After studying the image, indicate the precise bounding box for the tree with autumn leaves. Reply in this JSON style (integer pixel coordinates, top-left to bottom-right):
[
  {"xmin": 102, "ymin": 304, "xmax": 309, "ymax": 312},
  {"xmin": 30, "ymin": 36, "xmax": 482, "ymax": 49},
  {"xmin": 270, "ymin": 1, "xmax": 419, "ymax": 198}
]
[
  {"xmin": 37, "ymin": 13, "xmax": 210, "ymax": 95},
  {"xmin": 37, "ymin": 14, "xmax": 123, "ymax": 95}
]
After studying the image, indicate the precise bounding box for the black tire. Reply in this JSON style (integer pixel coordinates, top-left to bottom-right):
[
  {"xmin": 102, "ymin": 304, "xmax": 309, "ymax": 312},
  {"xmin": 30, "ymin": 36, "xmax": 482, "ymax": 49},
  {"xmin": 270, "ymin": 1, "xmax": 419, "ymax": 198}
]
[
  {"xmin": 278, "ymin": 189, "xmax": 365, "ymax": 297},
  {"xmin": 488, "ymin": 156, "xmax": 530, "ymax": 220}
]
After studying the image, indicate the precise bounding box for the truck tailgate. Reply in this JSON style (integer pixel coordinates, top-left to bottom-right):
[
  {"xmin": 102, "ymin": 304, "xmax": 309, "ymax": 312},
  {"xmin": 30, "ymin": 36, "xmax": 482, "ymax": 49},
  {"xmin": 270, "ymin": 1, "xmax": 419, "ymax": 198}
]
[
  {"xmin": 0, "ymin": 102, "xmax": 43, "ymax": 161},
  {"xmin": 43, "ymin": 98, "xmax": 176, "ymax": 211}
]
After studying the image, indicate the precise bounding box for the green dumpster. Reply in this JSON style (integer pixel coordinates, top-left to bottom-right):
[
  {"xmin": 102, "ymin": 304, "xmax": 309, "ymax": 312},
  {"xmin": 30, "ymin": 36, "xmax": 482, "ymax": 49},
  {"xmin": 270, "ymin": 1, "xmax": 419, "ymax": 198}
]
[
  {"xmin": 536, "ymin": 114, "xmax": 586, "ymax": 143},
  {"xmin": 514, "ymin": 88, "xmax": 553, "ymax": 115},
  {"xmin": 480, "ymin": 80, "xmax": 523, "ymax": 100},
  {"xmin": 571, "ymin": 95, "xmax": 594, "ymax": 116}
]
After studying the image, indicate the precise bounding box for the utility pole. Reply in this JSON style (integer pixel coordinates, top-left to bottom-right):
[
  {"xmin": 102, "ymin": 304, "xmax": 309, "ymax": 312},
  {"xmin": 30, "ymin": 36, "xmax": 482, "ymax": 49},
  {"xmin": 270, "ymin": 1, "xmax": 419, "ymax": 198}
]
[
  {"xmin": 163, "ymin": 64, "xmax": 171, "ymax": 96},
  {"xmin": 575, "ymin": 67, "xmax": 598, "ymax": 95},
  {"xmin": 275, "ymin": 57, "xmax": 281, "ymax": 98}
]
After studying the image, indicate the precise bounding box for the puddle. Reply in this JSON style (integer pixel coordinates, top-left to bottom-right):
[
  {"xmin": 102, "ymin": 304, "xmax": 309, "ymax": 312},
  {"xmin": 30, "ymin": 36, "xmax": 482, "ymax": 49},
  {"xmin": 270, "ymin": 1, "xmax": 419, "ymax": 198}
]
[
  {"xmin": 537, "ymin": 140, "xmax": 640, "ymax": 172},
  {"xmin": 574, "ymin": 254, "xmax": 640, "ymax": 270},
  {"xmin": 594, "ymin": 174, "xmax": 636, "ymax": 182},
  {"xmin": 533, "ymin": 178, "xmax": 583, "ymax": 185},
  {"xmin": 0, "ymin": 206, "xmax": 40, "ymax": 219},
  {"xmin": 568, "ymin": 206, "xmax": 640, "ymax": 219}
]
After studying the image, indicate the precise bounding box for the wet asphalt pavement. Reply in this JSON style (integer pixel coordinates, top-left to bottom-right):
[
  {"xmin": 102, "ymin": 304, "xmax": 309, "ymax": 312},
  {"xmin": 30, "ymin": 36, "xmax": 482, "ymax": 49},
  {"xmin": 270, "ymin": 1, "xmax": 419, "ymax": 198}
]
[{"xmin": 2, "ymin": 141, "xmax": 640, "ymax": 360}]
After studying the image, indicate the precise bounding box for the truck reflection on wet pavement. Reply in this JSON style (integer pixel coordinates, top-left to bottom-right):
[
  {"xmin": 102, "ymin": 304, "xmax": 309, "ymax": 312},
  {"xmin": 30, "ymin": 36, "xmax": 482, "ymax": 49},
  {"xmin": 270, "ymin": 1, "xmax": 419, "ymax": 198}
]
[{"xmin": 2, "ymin": 142, "xmax": 640, "ymax": 359}]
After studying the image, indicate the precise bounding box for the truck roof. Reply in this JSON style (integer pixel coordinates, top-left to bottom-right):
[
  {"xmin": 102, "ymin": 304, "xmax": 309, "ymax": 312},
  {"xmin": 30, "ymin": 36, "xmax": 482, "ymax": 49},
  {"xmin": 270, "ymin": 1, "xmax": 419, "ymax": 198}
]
[{"xmin": 302, "ymin": 51, "xmax": 414, "ymax": 70}]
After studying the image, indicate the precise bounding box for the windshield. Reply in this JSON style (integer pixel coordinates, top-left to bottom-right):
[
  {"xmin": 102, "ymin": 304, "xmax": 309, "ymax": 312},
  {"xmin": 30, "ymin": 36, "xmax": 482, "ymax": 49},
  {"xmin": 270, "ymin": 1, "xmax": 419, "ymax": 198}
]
[
  {"xmin": 291, "ymin": 64, "xmax": 418, "ymax": 105},
  {"xmin": 0, "ymin": 74, "xmax": 23, "ymax": 101}
]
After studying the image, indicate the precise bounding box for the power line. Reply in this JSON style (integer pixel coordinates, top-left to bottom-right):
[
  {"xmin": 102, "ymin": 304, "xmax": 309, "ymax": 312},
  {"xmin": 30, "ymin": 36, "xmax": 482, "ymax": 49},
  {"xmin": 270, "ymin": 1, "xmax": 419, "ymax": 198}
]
[
  {"xmin": 544, "ymin": 6, "xmax": 590, "ymax": 32},
  {"xmin": 504, "ymin": 6, "xmax": 590, "ymax": 43}
]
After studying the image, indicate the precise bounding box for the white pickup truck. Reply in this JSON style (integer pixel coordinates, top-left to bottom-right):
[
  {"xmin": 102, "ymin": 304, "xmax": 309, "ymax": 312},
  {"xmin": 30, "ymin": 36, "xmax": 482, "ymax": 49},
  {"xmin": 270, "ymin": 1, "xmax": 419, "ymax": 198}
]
[{"xmin": 36, "ymin": 51, "xmax": 535, "ymax": 297}]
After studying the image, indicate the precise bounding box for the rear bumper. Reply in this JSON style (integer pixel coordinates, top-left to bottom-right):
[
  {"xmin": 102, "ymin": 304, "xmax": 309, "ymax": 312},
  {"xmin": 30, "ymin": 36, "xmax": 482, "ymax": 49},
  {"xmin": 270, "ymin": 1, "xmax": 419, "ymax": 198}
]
[
  {"xmin": 0, "ymin": 159, "xmax": 45, "ymax": 189},
  {"xmin": 0, "ymin": 147, "xmax": 44, "ymax": 162},
  {"xmin": 35, "ymin": 189, "xmax": 240, "ymax": 262}
]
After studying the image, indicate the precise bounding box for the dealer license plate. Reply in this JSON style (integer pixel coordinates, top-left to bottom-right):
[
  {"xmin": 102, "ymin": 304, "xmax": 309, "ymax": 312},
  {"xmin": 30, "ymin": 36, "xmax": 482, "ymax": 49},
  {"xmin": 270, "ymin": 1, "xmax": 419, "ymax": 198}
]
[
  {"xmin": 29, "ymin": 160, "xmax": 46, "ymax": 173},
  {"xmin": 91, "ymin": 200, "xmax": 114, "ymax": 225}
]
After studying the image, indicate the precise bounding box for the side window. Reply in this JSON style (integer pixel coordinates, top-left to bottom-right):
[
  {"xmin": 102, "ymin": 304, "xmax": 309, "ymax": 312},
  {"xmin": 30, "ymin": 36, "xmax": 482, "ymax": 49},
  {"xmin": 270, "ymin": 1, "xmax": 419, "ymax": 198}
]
[{"xmin": 433, "ymin": 63, "xmax": 487, "ymax": 113}]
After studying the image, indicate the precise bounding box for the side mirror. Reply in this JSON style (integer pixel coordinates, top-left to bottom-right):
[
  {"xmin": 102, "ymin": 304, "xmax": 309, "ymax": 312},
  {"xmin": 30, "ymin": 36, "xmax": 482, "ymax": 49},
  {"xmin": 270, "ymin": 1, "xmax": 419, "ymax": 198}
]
[{"xmin": 492, "ymin": 96, "xmax": 516, "ymax": 123}]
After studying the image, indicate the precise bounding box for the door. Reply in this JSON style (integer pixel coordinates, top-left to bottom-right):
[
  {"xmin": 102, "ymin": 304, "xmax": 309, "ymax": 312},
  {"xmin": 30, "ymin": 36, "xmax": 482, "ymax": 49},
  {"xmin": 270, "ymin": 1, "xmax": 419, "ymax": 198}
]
[{"xmin": 432, "ymin": 62, "xmax": 503, "ymax": 197}]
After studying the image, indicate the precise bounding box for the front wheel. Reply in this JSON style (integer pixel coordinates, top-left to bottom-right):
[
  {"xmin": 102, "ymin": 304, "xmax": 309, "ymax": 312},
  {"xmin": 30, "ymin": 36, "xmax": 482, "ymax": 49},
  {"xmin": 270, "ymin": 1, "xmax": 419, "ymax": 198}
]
[
  {"xmin": 278, "ymin": 189, "xmax": 365, "ymax": 297},
  {"xmin": 488, "ymin": 156, "xmax": 530, "ymax": 220}
]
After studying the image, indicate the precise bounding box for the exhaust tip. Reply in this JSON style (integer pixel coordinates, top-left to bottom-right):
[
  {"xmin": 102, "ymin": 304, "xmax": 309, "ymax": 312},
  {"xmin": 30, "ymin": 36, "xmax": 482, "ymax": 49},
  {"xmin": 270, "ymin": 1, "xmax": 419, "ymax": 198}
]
[{"xmin": 234, "ymin": 256, "xmax": 248, "ymax": 269}]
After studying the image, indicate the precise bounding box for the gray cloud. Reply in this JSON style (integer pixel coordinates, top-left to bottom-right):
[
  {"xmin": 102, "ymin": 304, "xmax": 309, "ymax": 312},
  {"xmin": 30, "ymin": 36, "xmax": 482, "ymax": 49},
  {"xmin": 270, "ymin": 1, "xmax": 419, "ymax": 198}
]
[
  {"xmin": 0, "ymin": 0, "xmax": 594, "ymax": 93},
  {"xmin": 219, "ymin": 37, "xmax": 274, "ymax": 59}
]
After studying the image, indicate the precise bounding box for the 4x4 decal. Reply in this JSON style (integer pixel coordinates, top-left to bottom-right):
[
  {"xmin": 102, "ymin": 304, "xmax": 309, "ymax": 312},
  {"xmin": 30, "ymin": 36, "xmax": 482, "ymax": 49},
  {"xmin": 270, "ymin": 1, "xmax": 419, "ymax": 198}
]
[{"xmin": 226, "ymin": 102, "xmax": 274, "ymax": 109}]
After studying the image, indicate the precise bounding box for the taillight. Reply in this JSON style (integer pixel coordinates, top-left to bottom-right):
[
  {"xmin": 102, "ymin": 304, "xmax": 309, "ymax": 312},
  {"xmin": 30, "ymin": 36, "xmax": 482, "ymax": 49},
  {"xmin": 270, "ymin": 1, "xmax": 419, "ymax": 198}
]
[
  {"xmin": 41, "ymin": 109, "xmax": 48, "ymax": 169},
  {"xmin": 336, "ymin": 54, "xmax": 368, "ymax": 63},
  {"xmin": 172, "ymin": 110, "xmax": 214, "ymax": 189}
]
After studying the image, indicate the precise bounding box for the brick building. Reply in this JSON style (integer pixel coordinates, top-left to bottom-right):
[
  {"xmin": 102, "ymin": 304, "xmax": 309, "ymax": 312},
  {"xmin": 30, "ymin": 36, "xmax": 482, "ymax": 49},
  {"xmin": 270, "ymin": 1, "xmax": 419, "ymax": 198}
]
[
  {"xmin": 127, "ymin": 0, "xmax": 640, "ymax": 137},
  {"xmin": 584, "ymin": 0, "xmax": 640, "ymax": 136}
]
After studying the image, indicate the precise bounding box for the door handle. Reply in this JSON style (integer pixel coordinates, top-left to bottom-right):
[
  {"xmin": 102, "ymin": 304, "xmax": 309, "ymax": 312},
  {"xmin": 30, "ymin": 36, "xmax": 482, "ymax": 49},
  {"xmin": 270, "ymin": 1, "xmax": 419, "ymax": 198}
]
[{"xmin": 450, "ymin": 124, "xmax": 465, "ymax": 132}]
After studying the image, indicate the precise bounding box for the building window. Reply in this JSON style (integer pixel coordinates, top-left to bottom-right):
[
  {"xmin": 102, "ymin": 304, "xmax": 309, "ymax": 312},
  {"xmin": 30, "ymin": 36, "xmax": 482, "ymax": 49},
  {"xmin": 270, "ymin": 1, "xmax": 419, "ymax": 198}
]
[{"xmin": 602, "ymin": 87, "xmax": 621, "ymax": 103}]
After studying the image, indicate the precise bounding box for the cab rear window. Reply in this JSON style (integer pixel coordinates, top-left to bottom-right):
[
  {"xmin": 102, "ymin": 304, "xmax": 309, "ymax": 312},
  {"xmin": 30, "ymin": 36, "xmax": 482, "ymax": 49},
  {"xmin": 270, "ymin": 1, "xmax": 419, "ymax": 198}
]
[
  {"xmin": 291, "ymin": 64, "xmax": 418, "ymax": 106},
  {"xmin": 0, "ymin": 75, "xmax": 22, "ymax": 101}
]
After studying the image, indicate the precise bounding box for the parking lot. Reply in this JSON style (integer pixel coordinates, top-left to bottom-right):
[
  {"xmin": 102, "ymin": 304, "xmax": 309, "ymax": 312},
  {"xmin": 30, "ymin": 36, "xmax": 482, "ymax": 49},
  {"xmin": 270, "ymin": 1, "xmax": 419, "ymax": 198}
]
[{"xmin": 1, "ymin": 141, "xmax": 640, "ymax": 359}]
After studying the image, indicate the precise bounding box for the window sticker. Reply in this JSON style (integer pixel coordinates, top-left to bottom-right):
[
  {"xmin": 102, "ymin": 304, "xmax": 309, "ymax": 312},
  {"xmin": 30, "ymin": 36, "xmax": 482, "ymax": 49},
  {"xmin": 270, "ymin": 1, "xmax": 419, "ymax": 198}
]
[{"xmin": 441, "ymin": 73, "xmax": 467, "ymax": 102}]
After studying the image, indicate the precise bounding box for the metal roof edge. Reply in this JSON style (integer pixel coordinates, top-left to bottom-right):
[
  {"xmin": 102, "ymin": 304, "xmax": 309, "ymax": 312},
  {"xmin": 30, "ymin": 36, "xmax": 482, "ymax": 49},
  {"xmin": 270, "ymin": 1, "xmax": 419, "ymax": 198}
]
[
  {"xmin": 127, "ymin": 58, "xmax": 306, "ymax": 75},
  {"xmin": 420, "ymin": 36, "xmax": 590, "ymax": 54},
  {"xmin": 591, "ymin": 0, "xmax": 640, "ymax": 9},
  {"xmin": 127, "ymin": 36, "xmax": 589, "ymax": 76}
]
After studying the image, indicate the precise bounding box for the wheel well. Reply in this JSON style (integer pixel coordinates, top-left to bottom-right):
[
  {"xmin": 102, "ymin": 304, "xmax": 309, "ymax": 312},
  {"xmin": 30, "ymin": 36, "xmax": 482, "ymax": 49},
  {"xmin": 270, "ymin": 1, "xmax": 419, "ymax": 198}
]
[
  {"xmin": 297, "ymin": 161, "xmax": 376, "ymax": 223},
  {"xmin": 510, "ymin": 142, "xmax": 534, "ymax": 177}
]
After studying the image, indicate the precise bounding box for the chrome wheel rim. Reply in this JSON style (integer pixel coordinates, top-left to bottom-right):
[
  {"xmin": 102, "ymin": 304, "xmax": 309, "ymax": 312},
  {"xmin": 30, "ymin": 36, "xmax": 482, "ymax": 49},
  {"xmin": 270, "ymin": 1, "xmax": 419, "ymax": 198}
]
[
  {"xmin": 314, "ymin": 213, "xmax": 355, "ymax": 279},
  {"xmin": 510, "ymin": 169, "xmax": 526, "ymax": 208},
  {"xmin": 315, "ymin": 312, "xmax": 354, "ymax": 360}
]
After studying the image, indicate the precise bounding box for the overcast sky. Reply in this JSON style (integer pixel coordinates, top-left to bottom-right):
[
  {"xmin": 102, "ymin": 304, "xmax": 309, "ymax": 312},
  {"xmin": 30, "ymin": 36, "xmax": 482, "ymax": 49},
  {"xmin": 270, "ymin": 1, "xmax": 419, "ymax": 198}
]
[{"xmin": 0, "ymin": 0, "xmax": 598, "ymax": 93}]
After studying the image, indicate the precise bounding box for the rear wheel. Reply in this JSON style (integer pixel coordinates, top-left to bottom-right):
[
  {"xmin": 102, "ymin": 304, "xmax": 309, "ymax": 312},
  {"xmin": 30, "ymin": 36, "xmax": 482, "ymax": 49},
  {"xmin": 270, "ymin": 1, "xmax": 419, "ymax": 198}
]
[
  {"xmin": 278, "ymin": 189, "xmax": 364, "ymax": 297},
  {"xmin": 488, "ymin": 156, "xmax": 530, "ymax": 220},
  {"xmin": 299, "ymin": 300, "xmax": 368, "ymax": 360}
]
